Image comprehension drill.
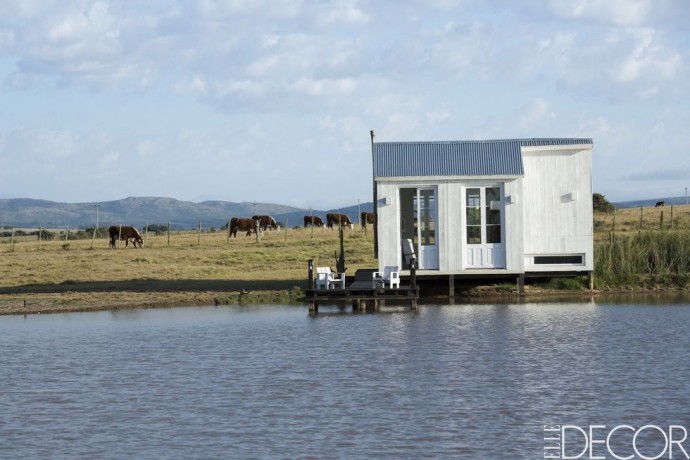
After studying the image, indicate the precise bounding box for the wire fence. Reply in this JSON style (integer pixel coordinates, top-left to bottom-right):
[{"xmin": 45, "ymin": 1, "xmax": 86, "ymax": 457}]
[
  {"xmin": 594, "ymin": 205, "xmax": 690, "ymax": 237},
  {"xmin": 1, "ymin": 219, "xmax": 372, "ymax": 252}
]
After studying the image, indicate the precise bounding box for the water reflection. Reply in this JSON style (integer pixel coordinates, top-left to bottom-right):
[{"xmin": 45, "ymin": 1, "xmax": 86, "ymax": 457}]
[{"xmin": 1, "ymin": 300, "xmax": 689, "ymax": 458}]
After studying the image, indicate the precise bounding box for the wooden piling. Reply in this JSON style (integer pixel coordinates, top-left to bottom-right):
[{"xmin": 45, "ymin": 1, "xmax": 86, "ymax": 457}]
[
  {"xmin": 448, "ymin": 275, "xmax": 455, "ymax": 303},
  {"xmin": 517, "ymin": 274, "xmax": 525, "ymax": 296}
]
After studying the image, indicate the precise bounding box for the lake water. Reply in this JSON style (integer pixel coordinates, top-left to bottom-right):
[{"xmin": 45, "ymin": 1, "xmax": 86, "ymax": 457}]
[{"xmin": 2, "ymin": 299, "xmax": 690, "ymax": 459}]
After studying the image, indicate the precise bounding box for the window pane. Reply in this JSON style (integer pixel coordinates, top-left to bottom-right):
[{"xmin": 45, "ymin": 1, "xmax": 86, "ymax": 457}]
[
  {"xmin": 419, "ymin": 189, "xmax": 435, "ymax": 246},
  {"xmin": 467, "ymin": 207, "xmax": 481, "ymax": 225},
  {"xmin": 485, "ymin": 187, "xmax": 501, "ymax": 242},
  {"xmin": 466, "ymin": 188, "xmax": 480, "ymax": 207},
  {"xmin": 467, "ymin": 226, "xmax": 481, "ymax": 244},
  {"xmin": 486, "ymin": 187, "xmax": 500, "ymax": 203},
  {"xmin": 487, "ymin": 224, "xmax": 501, "ymax": 243},
  {"xmin": 487, "ymin": 209, "xmax": 501, "ymax": 225}
]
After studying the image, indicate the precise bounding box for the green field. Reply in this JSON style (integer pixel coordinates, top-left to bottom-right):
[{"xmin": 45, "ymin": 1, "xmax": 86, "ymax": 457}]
[{"xmin": 0, "ymin": 226, "xmax": 377, "ymax": 314}]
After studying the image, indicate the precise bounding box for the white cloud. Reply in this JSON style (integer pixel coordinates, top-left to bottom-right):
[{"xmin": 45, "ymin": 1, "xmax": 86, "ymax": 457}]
[
  {"xmin": 614, "ymin": 28, "xmax": 682, "ymax": 83},
  {"xmin": 517, "ymin": 99, "xmax": 556, "ymax": 131},
  {"xmin": 290, "ymin": 77, "xmax": 356, "ymax": 96},
  {"xmin": 32, "ymin": 129, "xmax": 78, "ymax": 158},
  {"xmin": 316, "ymin": 0, "xmax": 369, "ymax": 26},
  {"xmin": 548, "ymin": 0, "xmax": 654, "ymax": 26}
]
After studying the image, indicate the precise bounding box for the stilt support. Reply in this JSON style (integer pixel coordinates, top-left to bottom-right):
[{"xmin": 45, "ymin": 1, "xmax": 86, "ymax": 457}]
[
  {"xmin": 517, "ymin": 274, "xmax": 525, "ymax": 296},
  {"xmin": 449, "ymin": 275, "xmax": 455, "ymax": 304}
]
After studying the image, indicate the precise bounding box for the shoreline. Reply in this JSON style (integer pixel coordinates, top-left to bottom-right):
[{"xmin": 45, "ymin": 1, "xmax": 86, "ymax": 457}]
[{"xmin": 2, "ymin": 285, "xmax": 689, "ymax": 316}]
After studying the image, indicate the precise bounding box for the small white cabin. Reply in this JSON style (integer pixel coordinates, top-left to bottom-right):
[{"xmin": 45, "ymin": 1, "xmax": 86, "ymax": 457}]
[{"xmin": 373, "ymin": 138, "xmax": 594, "ymax": 279}]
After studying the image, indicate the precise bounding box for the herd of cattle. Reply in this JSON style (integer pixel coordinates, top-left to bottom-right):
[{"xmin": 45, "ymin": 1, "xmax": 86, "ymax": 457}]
[
  {"xmin": 108, "ymin": 212, "xmax": 376, "ymax": 247},
  {"xmin": 230, "ymin": 213, "xmax": 375, "ymax": 237}
]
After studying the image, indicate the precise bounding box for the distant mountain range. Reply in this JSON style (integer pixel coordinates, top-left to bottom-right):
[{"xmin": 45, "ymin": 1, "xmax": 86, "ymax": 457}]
[
  {"xmin": 614, "ymin": 195, "xmax": 689, "ymax": 209},
  {"xmin": 2, "ymin": 194, "xmax": 685, "ymax": 230},
  {"xmin": 0, "ymin": 197, "xmax": 374, "ymax": 230}
]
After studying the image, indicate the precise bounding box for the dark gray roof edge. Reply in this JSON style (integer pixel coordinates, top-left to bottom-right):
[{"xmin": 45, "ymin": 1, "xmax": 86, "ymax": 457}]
[{"xmin": 374, "ymin": 138, "xmax": 593, "ymax": 146}]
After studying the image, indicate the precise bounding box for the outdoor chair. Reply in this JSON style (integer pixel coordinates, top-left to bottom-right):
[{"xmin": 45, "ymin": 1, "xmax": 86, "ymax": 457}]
[
  {"xmin": 315, "ymin": 267, "xmax": 346, "ymax": 290},
  {"xmin": 373, "ymin": 266, "xmax": 400, "ymax": 289}
]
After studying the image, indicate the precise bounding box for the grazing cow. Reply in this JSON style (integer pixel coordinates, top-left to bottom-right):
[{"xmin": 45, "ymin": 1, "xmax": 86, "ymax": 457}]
[
  {"xmin": 655, "ymin": 201, "xmax": 665, "ymax": 207},
  {"xmin": 360, "ymin": 212, "xmax": 375, "ymax": 229},
  {"xmin": 304, "ymin": 215, "xmax": 324, "ymax": 227},
  {"xmin": 326, "ymin": 213, "xmax": 353, "ymax": 229},
  {"xmin": 108, "ymin": 225, "xmax": 144, "ymax": 248},
  {"xmin": 230, "ymin": 217, "xmax": 258, "ymax": 237},
  {"xmin": 252, "ymin": 215, "xmax": 278, "ymax": 231}
]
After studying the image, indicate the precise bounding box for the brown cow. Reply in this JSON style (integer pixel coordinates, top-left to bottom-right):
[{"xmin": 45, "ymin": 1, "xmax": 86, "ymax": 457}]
[
  {"xmin": 655, "ymin": 201, "xmax": 665, "ymax": 207},
  {"xmin": 360, "ymin": 212, "xmax": 375, "ymax": 229},
  {"xmin": 252, "ymin": 215, "xmax": 277, "ymax": 231},
  {"xmin": 326, "ymin": 213, "xmax": 353, "ymax": 229},
  {"xmin": 304, "ymin": 215, "xmax": 324, "ymax": 227},
  {"xmin": 230, "ymin": 217, "xmax": 258, "ymax": 237},
  {"xmin": 108, "ymin": 225, "xmax": 144, "ymax": 248}
]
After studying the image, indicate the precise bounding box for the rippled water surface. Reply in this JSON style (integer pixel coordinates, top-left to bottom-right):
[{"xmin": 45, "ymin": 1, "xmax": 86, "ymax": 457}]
[{"xmin": 2, "ymin": 300, "xmax": 690, "ymax": 458}]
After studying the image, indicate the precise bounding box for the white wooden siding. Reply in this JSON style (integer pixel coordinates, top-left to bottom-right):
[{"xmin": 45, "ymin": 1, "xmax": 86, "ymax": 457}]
[{"xmin": 521, "ymin": 148, "xmax": 593, "ymax": 270}]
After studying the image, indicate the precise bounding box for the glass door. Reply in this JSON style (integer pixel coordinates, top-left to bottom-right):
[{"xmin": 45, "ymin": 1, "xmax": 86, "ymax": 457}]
[
  {"xmin": 465, "ymin": 185, "xmax": 505, "ymax": 268},
  {"xmin": 400, "ymin": 187, "xmax": 439, "ymax": 270}
]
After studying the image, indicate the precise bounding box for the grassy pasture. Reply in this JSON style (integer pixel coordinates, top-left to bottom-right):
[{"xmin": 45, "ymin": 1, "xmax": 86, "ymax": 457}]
[
  {"xmin": 0, "ymin": 226, "xmax": 377, "ymax": 314},
  {"xmin": 594, "ymin": 203, "xmax": 690, "ymax": 240}
]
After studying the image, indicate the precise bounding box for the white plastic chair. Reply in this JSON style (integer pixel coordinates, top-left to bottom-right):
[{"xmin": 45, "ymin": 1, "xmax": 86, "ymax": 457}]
[
  {"xmin": 373, "ymin": 266, "xmax": 400, "ymax": 289},
  {"xmin": 315, "ymin": 267, "xmax": 345, "ymax": 290}
]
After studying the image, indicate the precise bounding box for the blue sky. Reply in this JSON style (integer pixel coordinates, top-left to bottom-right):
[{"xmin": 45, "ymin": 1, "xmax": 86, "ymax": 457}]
[{"xmin": 1, "ymin": 0, "xmax": 688, "ymax": 209}]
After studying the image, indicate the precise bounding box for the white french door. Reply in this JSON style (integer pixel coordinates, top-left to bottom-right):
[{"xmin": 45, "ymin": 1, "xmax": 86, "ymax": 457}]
[
  {"xmin": 400, "ymin": 187, "xmax": 439, "ymax": 270},
  {"xmin": 465, "ymin": 185, "xmax": 505, "ymax": 269}
]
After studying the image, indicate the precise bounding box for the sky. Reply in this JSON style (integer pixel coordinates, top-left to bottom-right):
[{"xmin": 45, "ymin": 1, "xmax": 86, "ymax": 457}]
[{"xmin": 0, "ymin": 0, "xmax": 688, "ymax": 210}]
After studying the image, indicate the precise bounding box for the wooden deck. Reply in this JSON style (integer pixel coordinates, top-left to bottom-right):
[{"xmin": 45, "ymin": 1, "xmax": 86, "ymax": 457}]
[{"xmin": 305, "ymin": 267, "xmax": 419, "ymax": 313}]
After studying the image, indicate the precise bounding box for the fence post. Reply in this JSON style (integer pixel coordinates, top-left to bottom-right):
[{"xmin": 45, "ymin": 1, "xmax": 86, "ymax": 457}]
[
  {"xmin": 639, "ymin": 206, "xmax": 643, "ymax": 230},
  {"xmin": 660, "ymin": 211, "xmax": 664, "ymax": 230},
  {"xmin": 255, "ymin": 219, "xmax": 261, "ymax": 243},
  {"xmin": 198, "ymin": 221, "xmax": 201, "ymax": 246},
  {"xmin": 671, "ymin": 206, "xmax": 674, "ymax": 229},
  {"xmin": 167, "ymin": 222, "xmax": 171, "ymax": 247},
  {"xmin": 284, "ymin": 217, "xmax": 288, "ymax": 241},
  {"xmin": 38, "ymin": 227, "xmax": 42, "ymax": 249}
]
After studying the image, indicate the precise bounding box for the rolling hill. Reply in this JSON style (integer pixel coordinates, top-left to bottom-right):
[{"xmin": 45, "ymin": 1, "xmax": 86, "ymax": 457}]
[
  {"xmin": 613, "ymin": 195, "xmax": 689, "ymax": 209},
  {"xmin": 0, "ymin": 197, "xmax": 373, "ymax": 230}
]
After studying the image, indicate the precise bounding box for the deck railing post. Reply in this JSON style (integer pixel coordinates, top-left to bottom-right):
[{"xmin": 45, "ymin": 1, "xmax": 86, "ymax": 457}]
[
  {"xmin": 308, "ymin": 259, "xmax": 314, "ymax": 290},
  {"xmin": 410, "ymin": 255, "xmax": 417, "ymax": 289}
]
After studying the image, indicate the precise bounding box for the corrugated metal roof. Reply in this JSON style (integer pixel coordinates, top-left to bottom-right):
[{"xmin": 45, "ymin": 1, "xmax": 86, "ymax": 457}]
[{"xmin": 372, "ymin": 138, "xmax": 593, "ymax": 178}]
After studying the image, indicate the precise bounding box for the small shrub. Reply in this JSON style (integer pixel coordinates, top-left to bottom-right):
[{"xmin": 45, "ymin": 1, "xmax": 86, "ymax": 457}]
[
  {"xmin": 546, "ymin": 277, "xmax": 585, "ymax": 290},
  {"xmin": 495, "ymin": 283, "xmax": 516, "ymax": 293}
]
